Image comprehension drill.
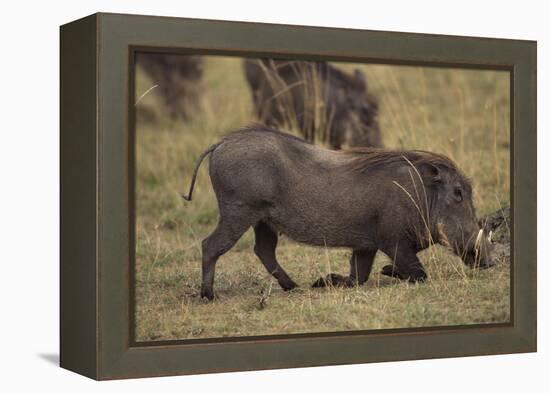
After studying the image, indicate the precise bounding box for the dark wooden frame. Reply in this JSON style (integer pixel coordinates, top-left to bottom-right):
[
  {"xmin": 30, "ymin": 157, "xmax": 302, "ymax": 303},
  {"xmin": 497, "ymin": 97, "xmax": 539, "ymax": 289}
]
[{"xmin": 60, "ymin": 12, "xmax": 537, "ymax": 380}]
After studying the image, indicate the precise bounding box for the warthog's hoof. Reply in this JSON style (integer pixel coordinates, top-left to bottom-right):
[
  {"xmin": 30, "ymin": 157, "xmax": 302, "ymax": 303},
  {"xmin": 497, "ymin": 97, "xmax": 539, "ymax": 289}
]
[
  {"xmin": 381, "ymin": 265, "xmax": 427, "ymax": 283},
  {"xmin": 311, "ymin": 273, "xmax": 354, "ymax": 288},
  {"xmin": 381, "ymin": 264, "xmax": 399, "ymax": 278},
  {"xmin": 281, "ymin": 280, "xmax": 298, "ymax": 291},
  {"xmin": 200, "ymin": 286, "xmax": 215, "ymax": 301}
]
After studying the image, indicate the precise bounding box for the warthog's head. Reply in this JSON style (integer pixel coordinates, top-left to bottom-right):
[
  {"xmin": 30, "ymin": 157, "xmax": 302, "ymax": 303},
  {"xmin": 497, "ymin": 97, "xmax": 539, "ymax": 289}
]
[{"xmin": 426, "ymin": 161, "xmax": 495, "ymax": 269}]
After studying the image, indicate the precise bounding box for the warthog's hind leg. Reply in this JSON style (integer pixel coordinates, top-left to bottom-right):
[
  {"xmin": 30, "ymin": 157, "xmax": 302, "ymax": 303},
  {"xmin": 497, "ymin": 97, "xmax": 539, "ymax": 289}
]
[
  {"xmin": 253, "ymin": 221, "xmax": 297, "ymax": 291},
  {"xmin": 200, "ymin": 218, "xmax": 251, "ymax": 300}
]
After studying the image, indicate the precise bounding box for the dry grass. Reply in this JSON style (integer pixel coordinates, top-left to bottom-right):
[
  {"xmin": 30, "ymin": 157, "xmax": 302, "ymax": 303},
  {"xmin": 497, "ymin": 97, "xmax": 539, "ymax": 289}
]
[
  {"xmin": 134, "ymin": 56, "xmax": 510, "ymax": 342},
  {"xmin": 252, "ymin": 59, "xmax": 336, "ymax": 142}
]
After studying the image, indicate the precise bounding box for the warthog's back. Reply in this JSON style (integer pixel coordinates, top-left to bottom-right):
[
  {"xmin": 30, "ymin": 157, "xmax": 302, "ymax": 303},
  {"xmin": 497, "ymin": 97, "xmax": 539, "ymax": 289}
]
[
  {"xmin": 207, "ymin": 128, "xmax": 381, "ymax": 247},
  {"xmin": 209, "ymin": 128, "xmax": 349, "ymax": 199}
]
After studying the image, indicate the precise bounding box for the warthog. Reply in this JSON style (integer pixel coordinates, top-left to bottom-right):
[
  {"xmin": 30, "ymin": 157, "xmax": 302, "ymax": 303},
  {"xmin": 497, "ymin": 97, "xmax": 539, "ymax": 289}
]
[
  {"xmin": 182, "ymin": 127, "xmax": 494, "ymax": 300},
  {"xmin": 136, "ymin": 53, "xmax": 203, "ymax": 121},
  {"xmin": 243, "ymin": 59, "xmax": 381, "ymax": 149}
]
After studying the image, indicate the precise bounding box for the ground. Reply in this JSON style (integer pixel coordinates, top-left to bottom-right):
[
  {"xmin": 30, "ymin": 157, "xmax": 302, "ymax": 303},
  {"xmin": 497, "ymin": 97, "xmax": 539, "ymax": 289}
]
[{"xmin": 134, "ymin": 56, "xmax": 511, "ymax": 341}]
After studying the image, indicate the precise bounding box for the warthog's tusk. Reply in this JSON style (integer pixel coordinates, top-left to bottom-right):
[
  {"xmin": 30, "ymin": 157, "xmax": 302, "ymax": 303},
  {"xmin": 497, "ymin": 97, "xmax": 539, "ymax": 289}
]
[
  {"xmin": 475, "ymin": 229, "xmax": 484, "ymax": 248},
  {"xmin": 473, "ymin": 228, "xmax": 484, "ymax": 262}
]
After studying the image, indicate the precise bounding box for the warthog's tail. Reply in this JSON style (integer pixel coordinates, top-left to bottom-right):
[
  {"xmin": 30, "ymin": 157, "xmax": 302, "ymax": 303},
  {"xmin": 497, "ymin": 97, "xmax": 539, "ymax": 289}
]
[{"xmin": 181, "ymin": 142, "xmax": 222, "ymax": 201}]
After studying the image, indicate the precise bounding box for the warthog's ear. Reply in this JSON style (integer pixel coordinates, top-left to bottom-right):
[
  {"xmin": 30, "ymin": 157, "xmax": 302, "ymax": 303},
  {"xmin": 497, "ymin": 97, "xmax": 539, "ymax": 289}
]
[
  {"xmin": 353, "ymin": 69, "xmax": 367, "ymax": 91},
  {"xmin": 418, "ymin": 162, "xmax": 443, "ymax": 186}
]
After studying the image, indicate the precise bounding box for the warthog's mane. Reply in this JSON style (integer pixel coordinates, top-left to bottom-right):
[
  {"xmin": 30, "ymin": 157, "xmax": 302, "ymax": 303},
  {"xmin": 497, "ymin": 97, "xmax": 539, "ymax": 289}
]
[
  {"xmin": 342, "ymin": 147, "xmax": 468, "ymax": 180},
  {"xmin": 227, "ymin": 126, "xmax": 468, "ymax": 184}
]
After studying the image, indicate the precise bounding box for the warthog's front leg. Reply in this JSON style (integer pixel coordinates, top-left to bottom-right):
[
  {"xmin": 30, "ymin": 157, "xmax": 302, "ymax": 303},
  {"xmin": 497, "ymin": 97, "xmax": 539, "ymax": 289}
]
[
  {"xmin": 380, "ymin": 245, "xmax": 427, "ymax": 283},
  {"xmin": 349, "ymin": 249, "xmax": 377, "ymax": 284},
  {"xmin": 312, "ymin": 249, "xmax": 377, "ymax": 288}
]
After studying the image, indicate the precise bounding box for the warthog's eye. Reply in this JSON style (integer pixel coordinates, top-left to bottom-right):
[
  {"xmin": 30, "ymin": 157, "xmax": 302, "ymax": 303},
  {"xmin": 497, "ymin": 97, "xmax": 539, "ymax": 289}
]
[{"xmin": 453, "ymin": 187, "xmax": 463, "ymax": 202}]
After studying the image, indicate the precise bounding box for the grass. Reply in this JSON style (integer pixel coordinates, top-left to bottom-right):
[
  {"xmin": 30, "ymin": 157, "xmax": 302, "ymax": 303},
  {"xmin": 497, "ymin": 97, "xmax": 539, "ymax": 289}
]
[{"xmin": 134, "ymin": 56, "xmax": 510, "ymax": 341}]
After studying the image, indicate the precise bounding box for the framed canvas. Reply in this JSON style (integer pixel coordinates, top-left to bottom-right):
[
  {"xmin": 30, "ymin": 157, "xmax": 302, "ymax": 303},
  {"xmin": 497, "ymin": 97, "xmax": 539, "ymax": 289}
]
[{"xmin": 60, "ymin": 12, "xmax": 537, "ymax": 380}]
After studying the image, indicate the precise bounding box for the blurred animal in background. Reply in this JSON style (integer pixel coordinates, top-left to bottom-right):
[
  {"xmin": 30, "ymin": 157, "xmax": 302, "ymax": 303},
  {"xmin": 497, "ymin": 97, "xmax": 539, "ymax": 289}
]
[
  {"xmin": 243, "ymin": 59, "xmax": 381, "ymax": 149},
  {"xmin": 136, "ymin": 53, "xmax": 204, "ymax": 123}
]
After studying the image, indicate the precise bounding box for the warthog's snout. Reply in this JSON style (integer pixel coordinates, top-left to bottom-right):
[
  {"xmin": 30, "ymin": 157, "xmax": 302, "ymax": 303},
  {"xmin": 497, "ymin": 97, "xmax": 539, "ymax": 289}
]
[
  {"xmin": 461, "ymin": 229, "xmax": 496, "ymax": 269},
  {"xmin": 463, "ymin": 250, "xmax": 496, "ymax": 269}
]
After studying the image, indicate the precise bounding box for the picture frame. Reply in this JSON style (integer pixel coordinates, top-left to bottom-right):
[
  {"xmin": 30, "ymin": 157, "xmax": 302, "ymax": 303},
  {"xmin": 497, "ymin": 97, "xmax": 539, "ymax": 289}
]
[{"xmin": 60, "ymin": 12, "xmax": 537, "ymax": 380}]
